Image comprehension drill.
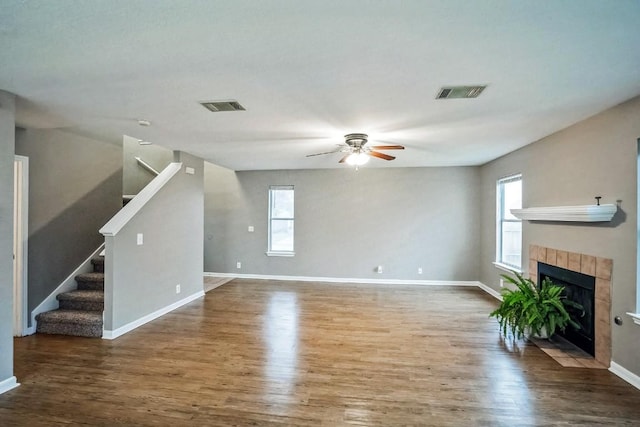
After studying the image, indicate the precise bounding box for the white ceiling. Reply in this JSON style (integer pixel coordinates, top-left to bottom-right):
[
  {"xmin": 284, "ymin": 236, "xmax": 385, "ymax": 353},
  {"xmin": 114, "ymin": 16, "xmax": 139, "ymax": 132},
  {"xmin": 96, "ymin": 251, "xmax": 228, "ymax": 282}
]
[{"xmin": 1, "ymin": 1, "xmax": 639, "ymax": 171}]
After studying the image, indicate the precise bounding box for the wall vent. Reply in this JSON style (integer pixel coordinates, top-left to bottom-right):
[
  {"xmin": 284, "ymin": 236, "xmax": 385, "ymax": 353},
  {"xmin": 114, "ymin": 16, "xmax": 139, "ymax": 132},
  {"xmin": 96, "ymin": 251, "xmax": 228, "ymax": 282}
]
[
  {"xmin": 436, "ymin": 85, "xmax": 486, "ymax": 99},
  {"xmin": 200, "ymin": 100, "xmax": 246, "ymax": 112}
]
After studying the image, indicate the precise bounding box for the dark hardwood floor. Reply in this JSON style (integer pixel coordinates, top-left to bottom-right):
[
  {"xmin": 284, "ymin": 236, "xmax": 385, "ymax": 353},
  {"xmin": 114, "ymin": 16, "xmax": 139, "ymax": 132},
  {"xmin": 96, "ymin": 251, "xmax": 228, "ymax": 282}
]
[{"xmin": 2, "ymin": 279, "xmax": 640, "ymax": 426}]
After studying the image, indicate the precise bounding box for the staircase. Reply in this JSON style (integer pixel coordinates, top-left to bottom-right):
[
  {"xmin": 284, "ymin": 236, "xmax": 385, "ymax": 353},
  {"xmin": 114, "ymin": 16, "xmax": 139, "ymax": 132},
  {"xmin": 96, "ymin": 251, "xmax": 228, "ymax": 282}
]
[{"xmin": 35, "ymin": 257, "xmax": 104, "ymax": 338}]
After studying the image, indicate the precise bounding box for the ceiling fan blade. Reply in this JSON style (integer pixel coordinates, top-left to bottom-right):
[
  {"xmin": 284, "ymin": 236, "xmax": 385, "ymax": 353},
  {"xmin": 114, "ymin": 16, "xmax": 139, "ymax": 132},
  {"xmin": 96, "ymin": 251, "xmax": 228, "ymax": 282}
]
[
  {"xmin": 370, "ymin": 145, "xmax": 405, "ymax": 150},
  {"xmin": 368, "ymin": 151, "xmax": 395, "ymax": 161},
  {"xmin": 338, "ymin": 155, "xmax": 350, "ymax": 163},
  {"xmin": 306, "ymin": 149, "xmax": 342, "ymax": 157}
]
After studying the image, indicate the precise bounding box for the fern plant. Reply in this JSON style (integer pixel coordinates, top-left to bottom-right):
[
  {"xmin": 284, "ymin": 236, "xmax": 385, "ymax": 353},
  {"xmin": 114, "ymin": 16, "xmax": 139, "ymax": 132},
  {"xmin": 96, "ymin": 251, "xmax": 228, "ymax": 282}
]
[{"xmin": 490, "ymin": 271, "xmax": 582, "ymax": 339}]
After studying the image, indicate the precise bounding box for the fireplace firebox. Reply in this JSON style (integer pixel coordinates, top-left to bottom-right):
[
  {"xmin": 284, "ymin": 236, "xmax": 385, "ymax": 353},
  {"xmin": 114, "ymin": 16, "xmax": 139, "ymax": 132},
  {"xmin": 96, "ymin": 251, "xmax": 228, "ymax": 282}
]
[{"xmin": 537, "ymin": 262, "xmax": 595, "ymax": 356}]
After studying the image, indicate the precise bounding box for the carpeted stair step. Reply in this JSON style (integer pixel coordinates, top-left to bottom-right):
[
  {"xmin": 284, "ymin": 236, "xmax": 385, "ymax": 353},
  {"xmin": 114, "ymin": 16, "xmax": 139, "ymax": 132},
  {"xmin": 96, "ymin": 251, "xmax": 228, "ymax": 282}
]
[
  {"xmin": 57, "ymin": 290, "xmax": 104, "ymax": 311},
  {"xmin": 91, "ymin": 257, "xmax": 104, "ymax": 273},
  {"xmin": 75, "ymin": 272, "xmax": 104, "ymax": 291},
  {"xmin": 36, "ymin": 310, "xmax": 103, "ymax": 338}
]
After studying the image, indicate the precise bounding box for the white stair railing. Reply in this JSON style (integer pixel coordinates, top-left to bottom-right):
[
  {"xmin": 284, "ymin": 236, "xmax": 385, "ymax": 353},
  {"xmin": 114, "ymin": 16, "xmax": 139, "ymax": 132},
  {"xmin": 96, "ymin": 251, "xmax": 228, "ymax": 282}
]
[{"xmin": 134, "ymin": 156, "xmax": 159, "ymax": 176}]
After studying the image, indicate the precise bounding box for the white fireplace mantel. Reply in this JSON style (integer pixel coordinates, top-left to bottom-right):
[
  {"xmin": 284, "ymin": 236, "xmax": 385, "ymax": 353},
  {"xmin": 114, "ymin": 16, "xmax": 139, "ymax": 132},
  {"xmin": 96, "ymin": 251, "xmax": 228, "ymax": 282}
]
[{"xmin": 511, "ymin": 204, "xmax": 617, "ymax": 222}]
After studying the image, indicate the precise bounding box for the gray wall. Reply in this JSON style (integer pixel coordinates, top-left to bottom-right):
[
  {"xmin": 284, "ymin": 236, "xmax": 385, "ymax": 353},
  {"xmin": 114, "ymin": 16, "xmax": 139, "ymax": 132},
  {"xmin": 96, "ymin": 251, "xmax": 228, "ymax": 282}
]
[
  {"xmin": 0, "ymin": 91, "xmax": 16, "ymax": 385},
  {"xmin": 479, "ymin": 95, "xmax": 640, "ymax": 376},
  {"xmin": 122, "ymin": 135, "xmax": 173, "ymax": 195},
  {"xmin": 204, "ymin": 165, "xmax": 480, "ymax": 281},
  {"xmin": 105, "ymin": 152, "xmax": 204, "ymax": 331},
  {"xmin": 15, "ymin": 128, "xmax": 122, "ymax": 315}
]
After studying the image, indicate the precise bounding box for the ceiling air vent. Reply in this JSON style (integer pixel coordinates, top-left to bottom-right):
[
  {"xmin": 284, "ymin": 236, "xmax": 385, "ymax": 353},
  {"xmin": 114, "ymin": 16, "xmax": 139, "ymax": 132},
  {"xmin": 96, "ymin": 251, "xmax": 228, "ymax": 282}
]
[
  {"xmin": 200, "ymin": 100, "xmax": 246, "ymax": 112},
  {"xmin": 436, "ymin": 85, "xmax": 487, "ymax": 99}
]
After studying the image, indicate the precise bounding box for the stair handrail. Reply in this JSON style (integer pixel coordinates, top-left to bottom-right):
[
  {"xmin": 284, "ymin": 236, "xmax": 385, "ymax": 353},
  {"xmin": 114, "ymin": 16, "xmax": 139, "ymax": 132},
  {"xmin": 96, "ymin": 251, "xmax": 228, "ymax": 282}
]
[
  {"xmin": 100, "ymin": 162, "xmax": 182, "ymax": 237},
  {"xmin": 135, "ymin": 156, "xmax": 160, "ymax": 176}
]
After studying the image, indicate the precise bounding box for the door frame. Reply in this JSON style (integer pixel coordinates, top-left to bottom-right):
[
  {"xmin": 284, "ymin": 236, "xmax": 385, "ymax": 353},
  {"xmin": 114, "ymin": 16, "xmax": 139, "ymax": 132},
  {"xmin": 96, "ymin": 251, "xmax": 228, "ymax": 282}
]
[{"xmin": 13, "ymin": 155, "xmax": 28, "ymax": 337}]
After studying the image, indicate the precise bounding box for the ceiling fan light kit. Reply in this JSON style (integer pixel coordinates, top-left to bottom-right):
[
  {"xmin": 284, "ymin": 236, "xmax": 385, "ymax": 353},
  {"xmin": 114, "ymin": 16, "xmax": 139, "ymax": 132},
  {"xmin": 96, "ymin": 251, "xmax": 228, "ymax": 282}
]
[
  {"xmin": 345, "ymin": 152, "xmax": 370, "ymax": 166},
  {"xmin": 344, "ymin": 133, "xmax": 368, "ymax": 147},
  {"xmin": 306, "ymin": 133, "xmax": 405, "ymax": 168}
]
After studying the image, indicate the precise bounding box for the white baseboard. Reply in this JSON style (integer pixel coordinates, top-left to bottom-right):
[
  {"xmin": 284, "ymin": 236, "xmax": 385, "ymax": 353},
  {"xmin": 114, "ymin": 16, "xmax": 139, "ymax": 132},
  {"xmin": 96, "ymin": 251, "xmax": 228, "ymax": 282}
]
[
  {"xmin": 204, "ymin": 272, "xmax": 232, "ymax": 278},
  {"xmin": 202, "ymin": 273, "xmax": 233, "ymax": 292},
  {"xmin": 103, "ymin": 290, "xmax": 205, "ymax": 340},
  {"xmin": 30, "ymin": 244, "xmax": 105, "ymax": 331},
  {"xmin": 205, "ymin": 273, "xmax": 504, "ymax": 303},
  {"xmin": 610, "ymin": 362, "xmax": 640, "ymax": 390},
  {"xmin": 204, "ymin": 272, "xmax": 479, "ymax": 287},
  {"xmin": 476, "ymin": 281, "xmax": 503, "ymax": 300},
  {"xmin": 0, "ymin": 376, "xmax": 19, "ymax": 395},
  {"xmin": 205, "ymin": 281, "xmax": 230, "ymax": 292}
]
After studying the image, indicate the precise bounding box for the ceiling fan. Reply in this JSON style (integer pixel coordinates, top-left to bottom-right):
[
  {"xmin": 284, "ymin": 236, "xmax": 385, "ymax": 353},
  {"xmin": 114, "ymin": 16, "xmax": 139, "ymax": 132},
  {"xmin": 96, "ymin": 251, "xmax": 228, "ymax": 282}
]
[{"xmin": 306, "ymin": 133, "xmax": 405, "ymax": 166}]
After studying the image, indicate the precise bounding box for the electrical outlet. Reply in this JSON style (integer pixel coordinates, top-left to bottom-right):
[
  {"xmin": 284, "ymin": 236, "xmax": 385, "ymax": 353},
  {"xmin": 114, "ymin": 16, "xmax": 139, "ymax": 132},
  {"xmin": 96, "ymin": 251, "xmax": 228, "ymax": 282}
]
[
  {"xmin": 236, "ymin": 261, "xmax": 242, "ymax": 269},
  {"xmin": 137, "ymin": 233, "xmax": 143, "ymax": 245},
  {"xmin": 248, "ymin": 226, "xmax": 254, "ymax": 232},
  {"xmin": 418, "ymin": 267, "xmax": 423, "ymax": 275},
  {"xmin": 500, "ymin": 278, "xmax": 505, "ymax": 288},
  {"xmin": 176, "ymin": 284, "xmax": 181, "ymax": 294}
]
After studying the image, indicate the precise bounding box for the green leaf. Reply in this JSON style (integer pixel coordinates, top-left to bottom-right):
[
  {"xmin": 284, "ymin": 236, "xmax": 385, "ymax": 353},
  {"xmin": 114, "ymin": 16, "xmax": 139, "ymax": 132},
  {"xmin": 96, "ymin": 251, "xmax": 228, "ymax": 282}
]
[{"xmin": 490, "ymin": 269, "xmax": 582, "ymax": 340}]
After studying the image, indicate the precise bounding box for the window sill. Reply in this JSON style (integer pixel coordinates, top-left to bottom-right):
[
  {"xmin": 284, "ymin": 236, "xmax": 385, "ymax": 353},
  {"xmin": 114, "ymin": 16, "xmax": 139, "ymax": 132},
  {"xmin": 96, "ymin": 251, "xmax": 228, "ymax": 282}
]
[
  {"xmin": 626, "ymin": 313, "xmax": 640, "ymax": 326},
  {"xmin": 493, "ymin": 261, "xmax": 522, "ymax": 274},
  {"xmin": 266, "ymin": 251, "xmax": 295, "ymax": 257}
]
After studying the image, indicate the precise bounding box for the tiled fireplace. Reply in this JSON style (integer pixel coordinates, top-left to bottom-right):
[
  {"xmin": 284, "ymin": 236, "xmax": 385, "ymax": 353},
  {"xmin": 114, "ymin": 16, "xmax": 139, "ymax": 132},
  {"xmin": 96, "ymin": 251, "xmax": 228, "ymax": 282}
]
[{"xmin": 528, "ymin": 245, "xmax": 612, "ymax": 368}]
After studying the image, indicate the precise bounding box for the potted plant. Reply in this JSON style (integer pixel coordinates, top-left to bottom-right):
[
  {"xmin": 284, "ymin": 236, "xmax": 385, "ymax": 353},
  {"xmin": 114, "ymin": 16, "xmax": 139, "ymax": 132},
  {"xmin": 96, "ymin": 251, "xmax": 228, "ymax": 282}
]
[{"xmin": 490, "ymin": 271, "xmax": 582, "ymax": 339}]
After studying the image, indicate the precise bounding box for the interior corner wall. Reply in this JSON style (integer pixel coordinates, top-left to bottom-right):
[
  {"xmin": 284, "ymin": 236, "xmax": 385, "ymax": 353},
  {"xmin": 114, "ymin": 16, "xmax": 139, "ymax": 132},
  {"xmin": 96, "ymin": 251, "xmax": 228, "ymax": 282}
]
[
  {"xmin": 15, "ymin": 128, "xmax": 122, "ymax": 316},
  {"xmin": 204, "ymin": 164, "xmax": 480, "ymax": 281},
  {"xmin": 479, "ymin": 95, "xmax": 640, "ymax": 376},
  {"xmin": 0, "ymin": 91, "xmax": 16, "ymax": 384},
  {"xmin": 122, "ymin": 135, "xmax": 173, "ymax": 195},
  {"xmin": 106, "ymin": 153, "xmax": 204, "ymax": 331}
]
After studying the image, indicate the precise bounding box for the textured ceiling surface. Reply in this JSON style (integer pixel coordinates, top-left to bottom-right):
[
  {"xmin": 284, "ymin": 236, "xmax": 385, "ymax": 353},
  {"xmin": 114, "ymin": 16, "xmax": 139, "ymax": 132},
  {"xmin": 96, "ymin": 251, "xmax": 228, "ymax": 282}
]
[{"xmin": 1, "ymin": 1, "xmax": 639, "ymax": 170}]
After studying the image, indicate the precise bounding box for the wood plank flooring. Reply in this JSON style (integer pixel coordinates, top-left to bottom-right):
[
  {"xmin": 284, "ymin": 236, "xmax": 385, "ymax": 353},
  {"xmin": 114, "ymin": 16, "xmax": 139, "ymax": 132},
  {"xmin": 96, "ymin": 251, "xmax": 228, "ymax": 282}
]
[{"xmin": 2, "ymin": 279, "xmax": 640, "ymax": 426}]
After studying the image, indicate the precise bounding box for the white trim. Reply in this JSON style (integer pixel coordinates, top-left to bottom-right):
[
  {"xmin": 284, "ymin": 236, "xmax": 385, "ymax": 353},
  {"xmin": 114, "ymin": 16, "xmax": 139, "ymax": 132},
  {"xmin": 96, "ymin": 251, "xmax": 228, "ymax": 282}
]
[
  {"xmin": 134, "ymin": 156, "xmax": 160, "ymax": 176},
  {"xmin": 492, "ymin": 261, "xmax": 523, "ymax": 274},
  {"xmin": 102, "ymin": 290, "xmax": 205, "ymax": 340},
  {"xmin": 205, "ymin": 273, "xmax": 504, "ymax": 300},
  {"xmin": 202, "ymin": 273, "xmax": 234, "ymax": 292},
  {"xmin": 204, "ymin": 272, "xmax": 479, "ymax": 287},
  {"xmin": 30, "ymin": 244, "xmax": 105, "ymax": 332},
  {"xmin": 13, "ymin": 155, "xmax": 29, "ymax": 336},
  {"xmin": 268, "ymin": 185, "xmax": 295, "ymax": 255},
  {"xmin": 496, "ymin": 174, "xmax": 523, "ymax": 270},
  {"xmin": 477, "ymin": 281, "xmax": 503, "ymax": 300},
  {"xmin": 0, "ymin": 376, "xmax": 19, "ymax": 395},
  {"xmin": 100, "ymin": 162, "xmax": 182, "ymax": 237},
  {"xmin": 203, "ymin": 273, "xmax": 235, "ymax": 282},
  {"xmin": 265, "ymin": 251, "xmax": 295, "ymax": 257},
  {"xmin": 626, "ymin": 312, "xmax": 640, "ymax": 326},
  {"xmin": 511, "ymin": 204, "xmax": 617, "ymax": 222},
  {"xmin": 610, "ymin": 362, "xmax": 640, "ymax": 390}
]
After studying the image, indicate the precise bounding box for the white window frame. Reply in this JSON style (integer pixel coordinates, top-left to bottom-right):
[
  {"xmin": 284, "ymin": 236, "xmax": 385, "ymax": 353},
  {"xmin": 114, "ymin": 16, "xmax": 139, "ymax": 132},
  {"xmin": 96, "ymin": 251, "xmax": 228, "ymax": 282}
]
[
  {"xmin": 628, "ymin": 139, "xmax": 640, "ymax": 325},
  {"xmin": 267, "ymin": 185, "xmax": 295, "ymax": 257},
  {"xmin": 495, "ymin": 174, "xmax": 522, "ymax": 272}
]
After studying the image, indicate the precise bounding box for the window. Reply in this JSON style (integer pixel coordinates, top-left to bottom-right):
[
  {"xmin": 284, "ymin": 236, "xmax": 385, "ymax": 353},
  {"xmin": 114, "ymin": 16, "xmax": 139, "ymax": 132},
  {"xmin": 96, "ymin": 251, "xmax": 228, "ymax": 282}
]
[
  {"xmin": 496, "ymin": 174, "xmax": 522, "ymax": 269},
  {"xmin": 268, "ymin": 185, "xmax": 294, "ymax": 256},
  {"xmin": 632, "ymin": 139, "xmax": 640, "ymax": 324}
]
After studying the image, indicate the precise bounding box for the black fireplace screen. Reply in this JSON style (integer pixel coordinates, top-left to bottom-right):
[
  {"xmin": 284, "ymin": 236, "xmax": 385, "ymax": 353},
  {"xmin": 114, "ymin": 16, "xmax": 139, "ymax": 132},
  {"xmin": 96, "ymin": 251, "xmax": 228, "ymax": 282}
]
[{"xmin": 537, "ymin": 262, "xmax": 595, "ymax": 356}]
